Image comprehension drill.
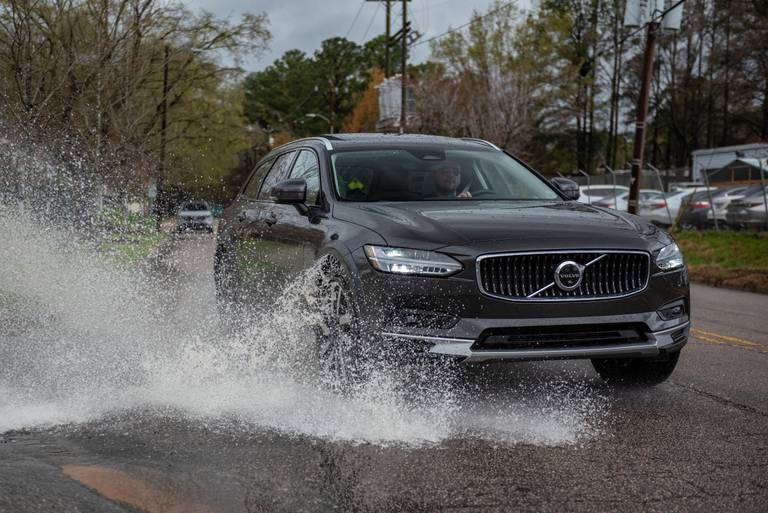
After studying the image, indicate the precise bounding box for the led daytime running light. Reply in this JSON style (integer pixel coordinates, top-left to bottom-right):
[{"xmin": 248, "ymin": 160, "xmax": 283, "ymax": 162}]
[{"xmin": 364, "ymin": 245, "xmax": 462, "ymax": 277}]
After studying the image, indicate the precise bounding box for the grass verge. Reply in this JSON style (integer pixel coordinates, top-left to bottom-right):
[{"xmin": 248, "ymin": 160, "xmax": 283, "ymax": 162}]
[
  {"xmin": 96, "ymin": 207, "xmax": 168, "ymax": 266},
  {"xmin": 99, "ymin": 231, "xmax": 167, "ymax": 265},
  {"xmin": 674, "ymin": 230, "xmax": 768, "ymax": 294}
]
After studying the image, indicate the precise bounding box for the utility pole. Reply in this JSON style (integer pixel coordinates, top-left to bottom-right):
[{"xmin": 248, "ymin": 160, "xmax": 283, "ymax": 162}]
[
  {"xmin": 624, "ymin": 0, "xmax": 685, "ymax": 214},
  {"xmin": 385, "ymin": 1, "xmax": 391, "ymax": 77},
  {"xmin": 627, "ymin": 21, "xmax": 657, "ymax": 215},
  {"xmin": 367, "ymin": 0, "xmax": 413, "ymax": 131},
  {"xmin": 400, "ymin": 0, "xmax": 407, "ymax": 133},
  {"xmin": 365, "ymin": 0, "xmax": 393, "ymax": 77},
  {"xmin": 156, "ymin": 44, "xmax": 170, "ymax": 231}
]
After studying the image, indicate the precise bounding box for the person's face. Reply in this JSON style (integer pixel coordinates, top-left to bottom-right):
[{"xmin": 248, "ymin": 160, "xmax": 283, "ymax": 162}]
[{"xmin": 433, "ymin": 166, "xmax": 461, "ymax": 193}]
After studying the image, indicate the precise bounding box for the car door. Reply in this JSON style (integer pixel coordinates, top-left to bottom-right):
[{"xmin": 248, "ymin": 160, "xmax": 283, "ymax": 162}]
[
  {"xmin": 245, "ymin": 150, "xmax": 299, "ymax": 298},
  {"xmin": 259, "ymin": 148, "xmax": 328, "ymax": 282},
  {"xmin": 232, "ymin": 152, "xmax": 295, "ymax": 304}
]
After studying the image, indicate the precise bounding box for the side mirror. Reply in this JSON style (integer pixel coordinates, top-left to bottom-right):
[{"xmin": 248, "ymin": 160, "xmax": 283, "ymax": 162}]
[
  {"xmin": 271, "ymin": 179, "xmax": 307, "ymax": 204},
  {"xmin": 551, "ymin": 177, "xmax": 580, "ymax": 201}
]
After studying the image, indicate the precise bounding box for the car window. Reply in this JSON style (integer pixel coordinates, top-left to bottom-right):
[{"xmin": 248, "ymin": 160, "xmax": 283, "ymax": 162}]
[
  {"xmin": 586, "ymin": 190, "xmax": 612, "ymax": 200},
  {"xmin": 181, "ymin": 202, "xmax": 209, "ymax": 211},
  {"xmin": 243, "ymin": 159, "xmax": 274, "ymax": 199},
  {"xmin": 289, "ymin": 150, "xmax": 321, "ymax": 205},
  {"xmin": 259, "ymin": 151, "xmax": 297, "ymax": 201},
  {"xmin": 640, "ymin": 191, "xmax": 664, "ymax": 201},
  {"xmin": 331, "ymin": 148, "xmax": 558, "ymax": 202}
]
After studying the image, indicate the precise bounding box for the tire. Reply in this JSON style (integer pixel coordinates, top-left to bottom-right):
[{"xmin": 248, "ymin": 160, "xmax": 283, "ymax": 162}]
[
  {"xmin": 313, "ymin": 258, "xmax": 369, "ymax": 389},
  {"xmin": 591, "ymin": 350, "xmax": 680, "ymax": 386}
]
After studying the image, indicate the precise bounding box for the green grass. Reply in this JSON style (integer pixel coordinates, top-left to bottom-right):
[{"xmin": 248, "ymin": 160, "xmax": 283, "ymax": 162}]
[
  {"xmin": 96, "ymin": 208, "xmax": 167, "ymax": 265},
  {"xmin": 675, "ymin": 231, "xmax": 768, "ymax": 269},
  {"xmin": 99, "ymin": 232, "xmax": 166, "ymax": 265},
  {"xmin": 674, "ymin": 230, "xmax": 768, "ymax": 293}
]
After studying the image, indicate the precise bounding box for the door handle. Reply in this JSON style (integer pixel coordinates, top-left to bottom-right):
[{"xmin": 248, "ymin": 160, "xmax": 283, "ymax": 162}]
[{"xmin": 264, "ymin": 212, "xmax": 278, "ymax": 226}]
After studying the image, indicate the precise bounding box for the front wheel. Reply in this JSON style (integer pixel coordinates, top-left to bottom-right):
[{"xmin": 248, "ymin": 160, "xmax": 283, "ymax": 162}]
[
  {"xmin": 314, "ymin": 260, "xmax": 370, "ymax": 389},
  {"xmin": 591, "ymin": 350, "xmax": 680, "ymax": 386}
]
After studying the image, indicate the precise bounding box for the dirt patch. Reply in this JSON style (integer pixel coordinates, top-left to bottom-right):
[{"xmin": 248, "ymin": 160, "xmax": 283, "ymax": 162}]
[
  {"xmin": 62, "ymin": 464, "xmax": 216, "ymax": 513},
  {"xmin": 688, "ymin": 265, "xmax": 768, "ymax": 294}
]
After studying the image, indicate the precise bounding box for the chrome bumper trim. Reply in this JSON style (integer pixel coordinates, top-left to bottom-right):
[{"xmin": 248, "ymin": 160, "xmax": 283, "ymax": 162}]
[
  {"xmin": 381, "ymin": 332, "xmax": 474, "ymax": 344},
  {"xmin": 382, "ymin": 322, "xmax": 690, "ymax": 362}
]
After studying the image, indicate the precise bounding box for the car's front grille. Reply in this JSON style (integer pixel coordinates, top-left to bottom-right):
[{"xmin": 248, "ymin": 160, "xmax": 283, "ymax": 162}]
[
  {"xmin": 472, "ymin": 323, "xmax": 648, "ymax": 351},
  {"xmin": 477, "ymin": 251, "xmax": 650, "ymax": 301}
]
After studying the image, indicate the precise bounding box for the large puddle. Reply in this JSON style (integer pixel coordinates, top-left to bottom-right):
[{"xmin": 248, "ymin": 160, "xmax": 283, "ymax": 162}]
[{"xmin": 0, "ymin": 210, "xmax": 610, "ymax": 447}]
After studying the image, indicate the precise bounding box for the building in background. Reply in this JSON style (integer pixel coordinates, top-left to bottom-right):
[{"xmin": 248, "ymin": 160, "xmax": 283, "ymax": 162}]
[
  {"xmin": 375, "ymin": 75, "xmax": 416, "ymax": 133},
  {"xmin": 691, "ymin": 143, "xmax": 768, "ymax": 182}
]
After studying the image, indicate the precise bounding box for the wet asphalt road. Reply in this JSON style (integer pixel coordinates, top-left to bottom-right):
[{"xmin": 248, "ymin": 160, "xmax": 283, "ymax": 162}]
[{"xmin": 1, "ymin": 233, "xmax": 767, "ymax": 513}]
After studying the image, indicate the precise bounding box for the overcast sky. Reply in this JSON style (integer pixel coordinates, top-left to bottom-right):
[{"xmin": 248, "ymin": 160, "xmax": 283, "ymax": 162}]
[{"xmin": 185, "ymin": 0, "xmax": 521, "ymax": 72}]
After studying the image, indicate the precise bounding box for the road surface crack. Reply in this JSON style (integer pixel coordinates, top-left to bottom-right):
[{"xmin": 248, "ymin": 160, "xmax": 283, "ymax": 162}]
[{"xmin": 670, "ymin": 381, "xmax": 768, "ymax": 418}]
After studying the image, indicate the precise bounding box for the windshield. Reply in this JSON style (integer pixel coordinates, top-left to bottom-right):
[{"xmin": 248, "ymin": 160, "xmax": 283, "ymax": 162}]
[
  {"xmin": 331, "ymin": 148, "xmax": 559, "ymax": 202},
  {"xmin": 182, "ymin": 202, "xmax": 209, "ymax": 211}
]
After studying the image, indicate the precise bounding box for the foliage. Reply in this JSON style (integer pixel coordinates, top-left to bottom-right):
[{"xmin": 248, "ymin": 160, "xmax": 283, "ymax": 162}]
[
  {"xmin": 413, "ymin": 0, "xmax": 768, "ymax": 176},
  {"xmin": 343, "ymin": 68, "xmax": 384, "ymax": 133},
  {"xmin": 243, "ymin": 35, "xmax": 386, "ymax": 136},
  {"xmin": 0, "ymin": 0, "xmax": 271, "ymax": 197},
  {"xmin": 413, "ymin": 2, "xmax": 537, "ymax": 156}
]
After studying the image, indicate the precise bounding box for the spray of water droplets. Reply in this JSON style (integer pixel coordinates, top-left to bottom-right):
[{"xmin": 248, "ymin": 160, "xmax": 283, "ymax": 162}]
[{"xmin": 0, "ymin": 135, "xmax": 611, "ymax": 447}]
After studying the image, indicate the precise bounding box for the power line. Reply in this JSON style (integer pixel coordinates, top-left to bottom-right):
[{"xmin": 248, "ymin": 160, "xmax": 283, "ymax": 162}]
[
  {"xmin": 345, "ymin": 1, "xmax": 367, "ymax": 39},
  {"xmin": 410, "ymin": 0, "xmax": 685, "ymax": 51},
  {"xmin": 360, "ymin": 1, "xmax": 382, "ymax": 43},
  {"xmin": 410, "ymin": 0, "xmax": 516, "ymax": 47}
]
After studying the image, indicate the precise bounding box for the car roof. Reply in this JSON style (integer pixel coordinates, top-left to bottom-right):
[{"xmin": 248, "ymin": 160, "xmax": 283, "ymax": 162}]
[{"xmin": 273, "ymin": 133, "xmax": 500, "ymax": 153}]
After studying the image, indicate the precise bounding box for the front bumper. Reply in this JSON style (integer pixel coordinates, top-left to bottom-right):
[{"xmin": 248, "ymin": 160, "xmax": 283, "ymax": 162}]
[
  {"xmin": 351, "ymin": 247, "xmax": 690, "ymax": 362},
  {"xmin": 383, "ymin": 321, "xmax": 689, "ymax": 362},
  {"xmin": 178, "ymin": 218, "xmax": 213, "ymax": 230}
]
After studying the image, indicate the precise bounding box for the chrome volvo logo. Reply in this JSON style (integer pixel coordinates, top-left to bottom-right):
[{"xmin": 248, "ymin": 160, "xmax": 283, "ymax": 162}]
[{"xmin": 554, "ymin": 260, "xmax": 584, "ymax": 291}]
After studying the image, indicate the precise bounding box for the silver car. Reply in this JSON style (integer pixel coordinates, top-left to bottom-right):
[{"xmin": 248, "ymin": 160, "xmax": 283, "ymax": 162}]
[
  {"xmin": 708, "ymin": 185, "xmax": 765, "ymax": 226},
  {"xmin": 176, "ymin": 201, "xmax": 214, "ymax": 232},
  {"xmin": 726, "ymin": 187, "xmax": 768, "ymax": 229}
]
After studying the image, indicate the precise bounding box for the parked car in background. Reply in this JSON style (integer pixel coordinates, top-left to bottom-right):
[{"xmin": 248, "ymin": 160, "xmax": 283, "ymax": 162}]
[
  {"xmin": 176, "ymin": 201, "xmax": 214, "ymax": 232},
  {"xmin": 593, "ymin": 189, "xmax": 665, "ymax": 212},
  {"xmin": 707, "ymin": 185, "xmax": 765, "ymax": 226},
  {"xmin": 726, "ymin": 187, "xmax": 768, "ymax": 229},
  {"xmin": 668, "ymin": 182, "xmax": 708, "ymax": 193},
  {"xmin": 577, "ymin": 184, "xmax": 629, "ymax": 204},
  {"xmin": 677, "ymin": 190, "xmax": 719, "ymax": 229},
  {"xmin": 644, "ymin": 190, "xmax": 693, "ymax": 227}
]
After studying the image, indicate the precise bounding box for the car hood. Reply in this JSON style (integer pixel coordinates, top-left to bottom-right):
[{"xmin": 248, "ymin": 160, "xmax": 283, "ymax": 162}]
[{"xmin": 333, "ymin": 200, "xmax": 668, "ymax": 251}]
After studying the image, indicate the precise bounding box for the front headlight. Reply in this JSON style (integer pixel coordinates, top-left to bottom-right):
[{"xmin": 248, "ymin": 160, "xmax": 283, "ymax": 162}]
[
  {"xmin": 656, "ymin": 242, "xmax": 684, "ymax": 271},
  {"xmin": 364, "ymin": 245, "xmax": 463, "ymax": 277}
]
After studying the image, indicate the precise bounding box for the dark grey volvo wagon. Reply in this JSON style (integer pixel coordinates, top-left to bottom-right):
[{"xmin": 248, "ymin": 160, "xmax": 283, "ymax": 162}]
[{"xmin": 215, "ymin": 134, "xmax": 689, "ymax": 385}]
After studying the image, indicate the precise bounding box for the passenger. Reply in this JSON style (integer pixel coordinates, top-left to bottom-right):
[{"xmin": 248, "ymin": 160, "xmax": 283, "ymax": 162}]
[{"xmin": 431, "ymin": 161, "xmax": 471, "ymax": 198}]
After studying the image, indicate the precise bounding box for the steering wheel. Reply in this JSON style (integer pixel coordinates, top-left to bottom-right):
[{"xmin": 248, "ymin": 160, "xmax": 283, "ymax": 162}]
[{"xmin": 470, "ymin": 189, "xmax": 495, "ymax": 197}]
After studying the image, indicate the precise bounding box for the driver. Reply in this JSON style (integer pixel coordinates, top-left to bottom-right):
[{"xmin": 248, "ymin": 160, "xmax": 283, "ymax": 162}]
[{"xmin": 431, "ymin": 161, "xmax": 471, "ymax": 198}]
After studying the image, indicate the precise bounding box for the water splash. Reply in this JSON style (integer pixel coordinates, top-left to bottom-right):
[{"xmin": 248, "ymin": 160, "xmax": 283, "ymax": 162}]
[{"xmin": 0, "ymin": 212, "xmax": 609, "ymax": 447}]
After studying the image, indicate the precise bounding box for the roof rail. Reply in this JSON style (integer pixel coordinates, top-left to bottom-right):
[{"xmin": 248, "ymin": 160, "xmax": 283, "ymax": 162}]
[
  {"xmin": 273, "ymin": 137, "xmax": 334, "ymax": 151},
  {"xmin": 461, "ymin": 138, "xmax": 501, "ymax": 151}
]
